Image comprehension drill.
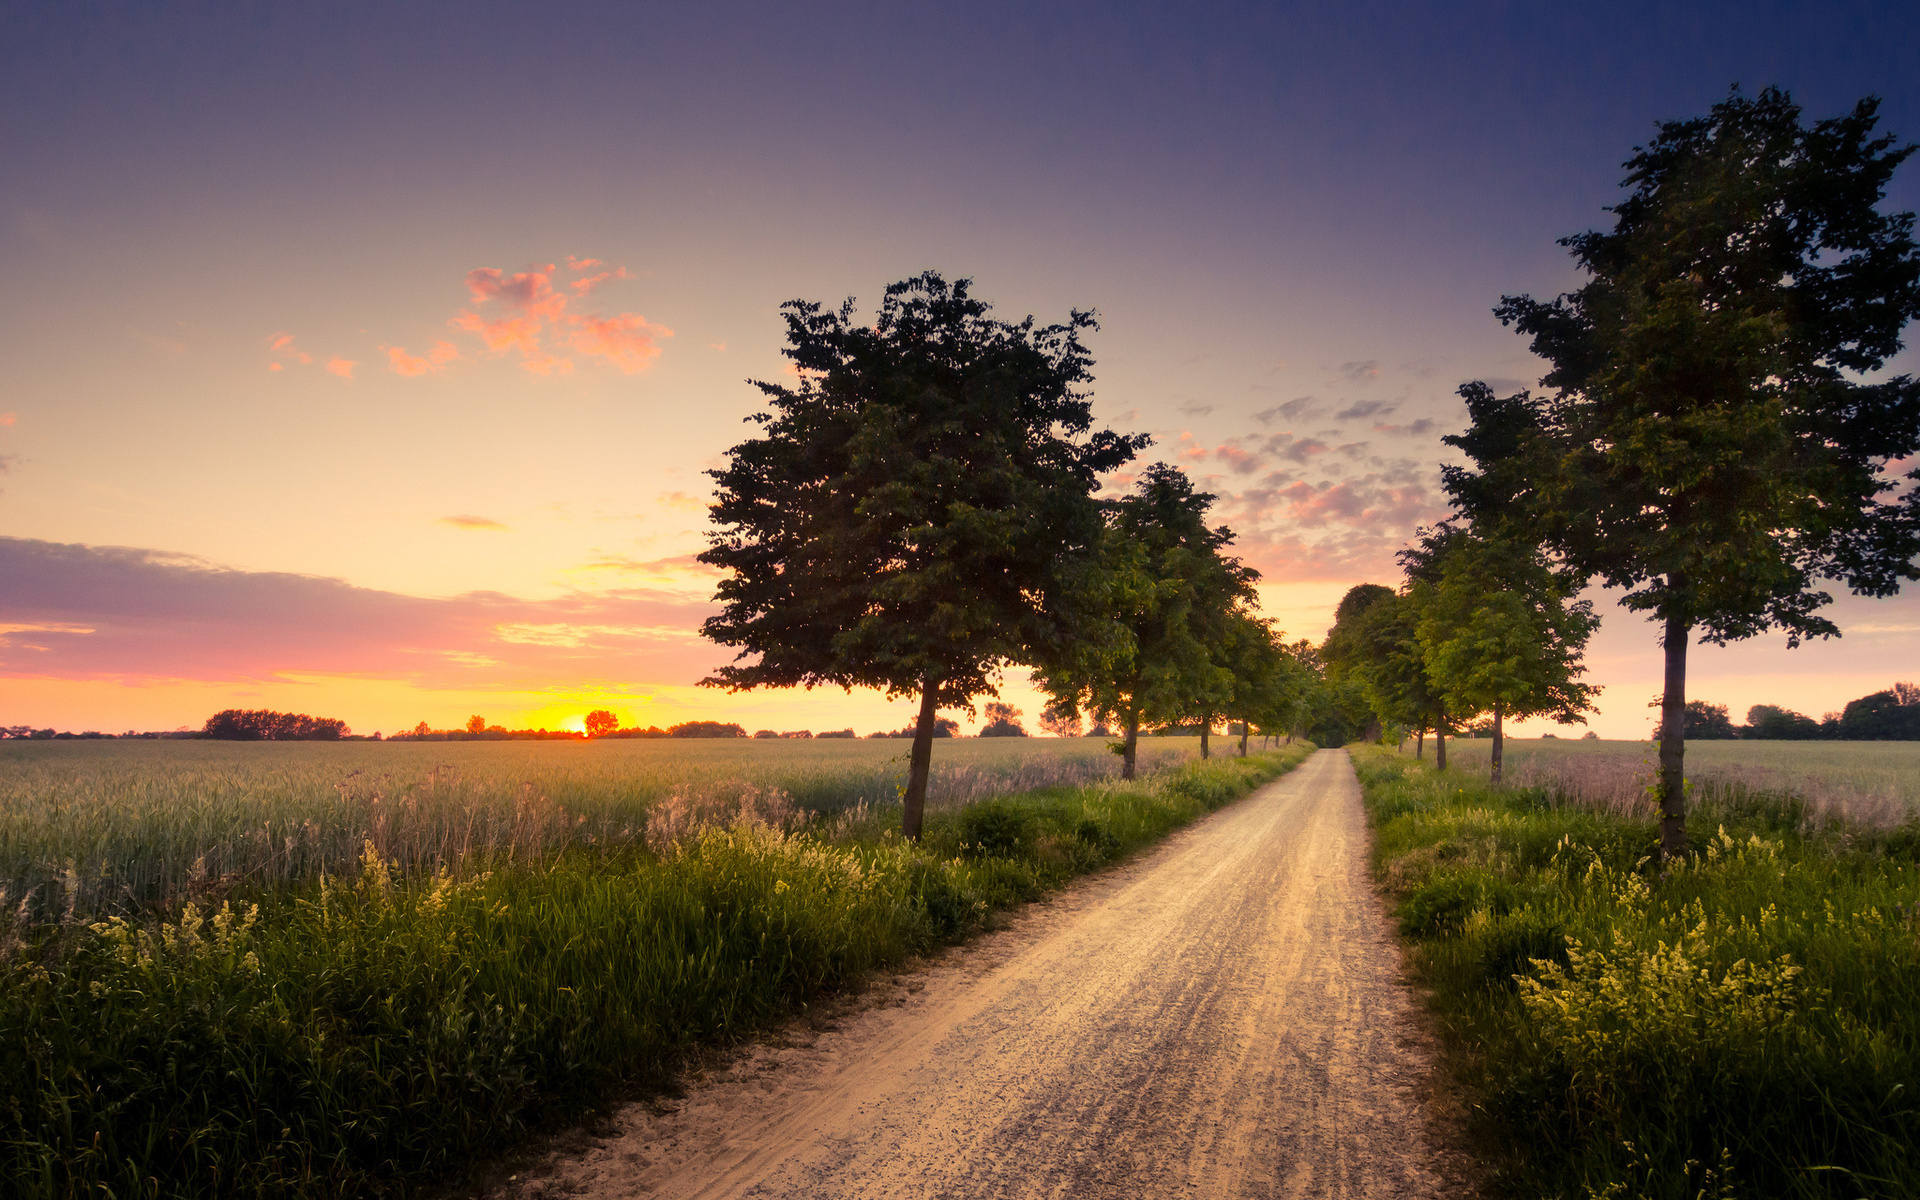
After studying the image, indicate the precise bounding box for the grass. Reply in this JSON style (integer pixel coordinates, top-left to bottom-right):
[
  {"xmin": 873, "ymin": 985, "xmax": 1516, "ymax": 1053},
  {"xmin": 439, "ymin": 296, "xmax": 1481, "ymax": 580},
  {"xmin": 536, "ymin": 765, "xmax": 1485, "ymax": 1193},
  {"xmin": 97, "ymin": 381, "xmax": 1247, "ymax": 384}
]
[
  {"xmin": 1353, "ymin": 742, "xmax": 1920, "ymax": 1198},
  {"xmin": 0, "ymin": 735, "xmax": 1195, "ymax": 924},
  {"xmin": 1433, "ymin": 737, "xmax": 1920, "ymax": 828},
  {"xmin": 0, "ymin": 739, "xmax": 1313, "ymax": 1199}
]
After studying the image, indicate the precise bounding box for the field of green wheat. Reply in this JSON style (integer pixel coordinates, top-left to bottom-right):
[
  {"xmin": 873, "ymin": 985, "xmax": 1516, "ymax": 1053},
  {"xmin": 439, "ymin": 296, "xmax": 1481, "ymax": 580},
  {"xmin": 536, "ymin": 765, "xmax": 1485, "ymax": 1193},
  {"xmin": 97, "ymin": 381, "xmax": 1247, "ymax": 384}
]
[
  {"xmin": 1354, "ymin": 742, "xmax": 1920, "ymax": 1198},
  {"xmin": 0, "ymin": 735, "xmax": 1197, "ymax": 924},
  {"xmin": 0, "ymin": 735, "xmax": 1309, "ymax": 1199},
  {"xmin": 1428, "ymin": 736, "xmax": 1920, "ymax": 827}
]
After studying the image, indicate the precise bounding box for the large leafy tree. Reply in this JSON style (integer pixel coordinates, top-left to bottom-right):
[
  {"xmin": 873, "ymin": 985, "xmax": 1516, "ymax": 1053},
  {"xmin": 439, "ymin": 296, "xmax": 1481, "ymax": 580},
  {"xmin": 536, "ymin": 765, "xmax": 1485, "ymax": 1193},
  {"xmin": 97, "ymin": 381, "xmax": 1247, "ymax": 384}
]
[
  {"xmin": 700, "ymin": 273, "xmax": 1146, "ymax": 838},
  {"xmin": 1410, "ymin": 531, "xmax": 1599, "ymax": 784},
  {"xmin": 1038, "ymin": 463, "xmax": 1256, "ymax": 778},
  {"xmin": 1448, "ymin": 89, "xmax": 1920, "ymax": 856}
]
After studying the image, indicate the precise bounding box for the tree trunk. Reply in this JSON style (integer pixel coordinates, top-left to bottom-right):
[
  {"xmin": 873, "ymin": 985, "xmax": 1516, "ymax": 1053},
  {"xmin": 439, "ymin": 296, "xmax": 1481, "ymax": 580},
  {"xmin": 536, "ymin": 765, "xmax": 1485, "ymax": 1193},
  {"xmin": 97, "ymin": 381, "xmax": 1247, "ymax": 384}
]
[
  {"xmin": 902, "ymin": 678, "xmax": 941, "ymax": 841},
  {"xmin": 1415, "ymin": 726, "xmax": 1425, "ymax": 759},
  {"xmin": 1199, "ymin": 718, "xmax": 1210, "ymax": 760},
  {"xmin": 1239, "ymin": 722, "xmax": 1249, "ymax": 757},
  {"xmin": 1435, "ymin": 714, "xmax": 1447, "ymax": 771},
  {"xmin": 1121, "ymin": 711, "xmax": 1140, "ymax": 780},
  {"xmin": 1491, "ymin": 701, "xmax": 1504, "ymax": 786},
  {"xmin": 1658, "ymin": 609, "xmax": 1691, "ymax": 861}
]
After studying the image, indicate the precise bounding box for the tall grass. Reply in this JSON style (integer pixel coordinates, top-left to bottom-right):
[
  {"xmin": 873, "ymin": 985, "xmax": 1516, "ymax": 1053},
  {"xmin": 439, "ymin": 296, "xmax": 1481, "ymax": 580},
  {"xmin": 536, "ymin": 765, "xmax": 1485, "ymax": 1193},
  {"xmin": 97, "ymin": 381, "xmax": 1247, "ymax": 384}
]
[
  {"xmin": 0, "ymin": 743, "xmax": 1312, "ymax": 1199},
  {"xmin": 1354, "ymin": 743, "xmax": 1920, "ymax": 1198},
  {"xmin": 0, "ymin": 737, "xmax": 1193, "ymax": 923},
  {"xmin": 1434, "ymin": 737, "xmax": 1920, "ymax": 828}
]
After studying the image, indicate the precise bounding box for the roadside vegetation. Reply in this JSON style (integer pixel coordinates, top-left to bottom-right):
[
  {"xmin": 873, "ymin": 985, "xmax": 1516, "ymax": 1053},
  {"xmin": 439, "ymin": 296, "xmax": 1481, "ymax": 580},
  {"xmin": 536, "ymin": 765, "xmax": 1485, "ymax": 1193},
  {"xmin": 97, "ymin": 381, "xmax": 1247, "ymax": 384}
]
[
  {"xmin": 0, "ymin": 741, "xmax": 1312, "ymax": 1199},
  {"xmin": 1354, "ymin": 742, "xmax": 1920, "ymax": 1197}
]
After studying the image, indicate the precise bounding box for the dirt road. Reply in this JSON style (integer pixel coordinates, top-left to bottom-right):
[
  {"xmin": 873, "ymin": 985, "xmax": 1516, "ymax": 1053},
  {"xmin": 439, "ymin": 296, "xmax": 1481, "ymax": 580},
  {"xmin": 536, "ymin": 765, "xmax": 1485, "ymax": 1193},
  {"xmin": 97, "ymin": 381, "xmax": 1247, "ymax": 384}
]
[{"xmin": 512, "ymin": 749, "xmax": 1456, "ymax": 1199}]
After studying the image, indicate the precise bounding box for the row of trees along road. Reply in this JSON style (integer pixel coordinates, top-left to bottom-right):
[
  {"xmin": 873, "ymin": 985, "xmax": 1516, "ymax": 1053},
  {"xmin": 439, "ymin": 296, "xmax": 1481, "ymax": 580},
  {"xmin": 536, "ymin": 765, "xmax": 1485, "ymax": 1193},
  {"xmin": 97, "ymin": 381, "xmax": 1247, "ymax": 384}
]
[
  {"xmin": 1444, "ymin": 88, "xmax": 1920, "ymax": 859},
  {"xmin": 1321, "ymin": 526, "xmax": 1599, "ymax": 785},
  {"xmin": 699, "ymin": 274, "xmax": 1313, "ymax": 839}
]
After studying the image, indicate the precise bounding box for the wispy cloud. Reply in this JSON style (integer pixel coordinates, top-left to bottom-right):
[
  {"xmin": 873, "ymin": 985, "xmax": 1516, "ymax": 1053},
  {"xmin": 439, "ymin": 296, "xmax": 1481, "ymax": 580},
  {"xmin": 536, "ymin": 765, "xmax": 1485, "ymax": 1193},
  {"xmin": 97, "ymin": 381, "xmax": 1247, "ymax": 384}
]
[
  {"xmin": 1334, "ymin": 399, "xmax": 1396, "ymax": 420},
  {"xmin": 1254, "ymin": 396, "xmax": 1322, "ymax": 424},
  {"xmin": 439, "ymin": 515, "xmax": 508, "ymax": 531},
  {"xmin": 386, "ymin": 340, "xmax": 461, "ymax": 377},
  {"xmin": 325, "ymin": 355, "xmax": 357, "ymax": 381}
]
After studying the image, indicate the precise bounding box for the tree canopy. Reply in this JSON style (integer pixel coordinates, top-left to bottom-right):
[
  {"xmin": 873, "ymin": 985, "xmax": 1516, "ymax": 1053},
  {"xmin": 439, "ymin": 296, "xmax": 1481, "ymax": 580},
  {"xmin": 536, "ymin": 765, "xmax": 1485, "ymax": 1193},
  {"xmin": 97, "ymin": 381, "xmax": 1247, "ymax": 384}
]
[
  {"xmin": 1446, "ymin": 88, "xmax": 1920, "ymax": 855},
  {"xmin": 699, "ymin": 272, "xmax": 1146, "ymax": 836},
  {"xmin": 1037, "ymin": 462, "xmax": 1259, "ymax": 776}
]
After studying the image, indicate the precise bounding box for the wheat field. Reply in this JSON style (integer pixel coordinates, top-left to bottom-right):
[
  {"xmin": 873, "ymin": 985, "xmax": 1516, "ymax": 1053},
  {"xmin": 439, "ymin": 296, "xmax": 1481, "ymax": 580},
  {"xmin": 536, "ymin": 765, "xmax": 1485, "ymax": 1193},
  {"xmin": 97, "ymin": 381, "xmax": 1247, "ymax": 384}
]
[{"xmin": 0, "ymin": 735, "xmax": 1202, "ymax": 921}]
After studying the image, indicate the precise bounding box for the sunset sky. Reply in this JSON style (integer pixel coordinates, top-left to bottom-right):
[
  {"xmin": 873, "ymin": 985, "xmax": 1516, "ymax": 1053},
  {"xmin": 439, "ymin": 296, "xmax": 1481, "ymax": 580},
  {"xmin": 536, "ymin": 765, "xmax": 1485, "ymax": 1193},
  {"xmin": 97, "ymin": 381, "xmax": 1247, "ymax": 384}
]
[{"xmin": 3, "ymin": 2, "xmax": 1918, "ymax": 738}]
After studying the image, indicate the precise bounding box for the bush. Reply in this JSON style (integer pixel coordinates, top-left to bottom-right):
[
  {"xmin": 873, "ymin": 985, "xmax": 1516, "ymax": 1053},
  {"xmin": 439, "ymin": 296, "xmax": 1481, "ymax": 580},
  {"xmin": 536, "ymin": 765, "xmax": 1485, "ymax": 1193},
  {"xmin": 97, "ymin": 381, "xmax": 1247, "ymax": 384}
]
[{"xmin": 957, "ymin": 801, "xmax": 1034, "ymax": 858}]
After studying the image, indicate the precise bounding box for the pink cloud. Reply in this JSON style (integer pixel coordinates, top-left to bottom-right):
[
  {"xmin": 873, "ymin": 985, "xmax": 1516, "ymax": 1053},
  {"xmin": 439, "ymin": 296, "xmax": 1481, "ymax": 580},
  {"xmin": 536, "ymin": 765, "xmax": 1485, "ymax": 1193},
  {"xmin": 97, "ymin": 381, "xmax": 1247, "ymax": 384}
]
[
  {"xmin": 439, "ymin": 515, "xmax": 508, "ymax": 531},
  {"xmin": 267, "ymin": 331, "xmax": 315, "ymax": 367},
  {"xmin": 326, "ymin": 355, "xmax": 357, "ymax": 380},
  {"xmin": 385, "ymin": 340, "xmax": 461, "ymax": 377},
  {"xmin": 567, "ymin": 312, "xmax": 668, "ymax": 372},
  {"xmin": 449, "ymin": 259, "xmax": 670, "ymax": 374}
]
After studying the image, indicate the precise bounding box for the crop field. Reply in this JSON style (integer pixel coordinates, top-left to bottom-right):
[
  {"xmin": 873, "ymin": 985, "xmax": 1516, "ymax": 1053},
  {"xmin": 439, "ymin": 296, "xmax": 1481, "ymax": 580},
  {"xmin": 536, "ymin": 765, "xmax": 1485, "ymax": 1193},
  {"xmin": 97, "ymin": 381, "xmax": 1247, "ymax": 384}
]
[
  {"xmin": 1425, "ymin": 736, "xmax": 1920, "ymax": 827},
  {"xmin": 0, "ymin": 735, "xmax": 1307, "ymax": 1199},
  {"xmin": 0, "ymin": 735, "xmax": 1196, "ymax": 924},
  {"xmin": 1356, "ymin": 742, "xmax": 1920, "ymax": 1197}
]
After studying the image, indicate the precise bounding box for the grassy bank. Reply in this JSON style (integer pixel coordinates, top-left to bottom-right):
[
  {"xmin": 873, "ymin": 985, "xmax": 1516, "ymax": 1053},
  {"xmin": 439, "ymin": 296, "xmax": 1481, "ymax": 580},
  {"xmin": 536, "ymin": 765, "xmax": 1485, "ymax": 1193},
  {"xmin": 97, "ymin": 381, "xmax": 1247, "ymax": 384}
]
[
  {"xmin": 0, "ymin": 744, "xmax": 1311, "ymax": 1199},
  {"xmin": 1351, "ymin": 743, "xmax": 1920, "ymax": 1198}
]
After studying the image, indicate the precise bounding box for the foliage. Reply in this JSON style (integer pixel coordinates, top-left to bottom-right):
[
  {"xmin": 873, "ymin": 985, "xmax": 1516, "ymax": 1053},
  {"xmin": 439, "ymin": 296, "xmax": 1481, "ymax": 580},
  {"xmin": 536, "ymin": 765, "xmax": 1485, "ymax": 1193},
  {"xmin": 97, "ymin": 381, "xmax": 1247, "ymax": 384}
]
[
  {"xmin": 1354, "ymin": 743, "xmax": 1920, "ymax": 1198},
  {"xmin": 1743, "ymin": 704, "xmax": 1822, "ymax": 741},
  {"xmin": 1037, "ymin": 702, "xmax": 1082, "ymax": 739},
  {"xmin": 1683, "ymin": 701, "xmax": 1738, "ymax": 740},
  {"xmin": 1447, "ymin": 87, "xmax": 1920, "ymax": 855},
  {"xmin": 202, "ymin": 710, "xmax": 349, "ymax": 742},
  {"xmin": 698, "ymin": 272, "xmax": 1147, "ymax": 838},
  {"xmin": 978, "ymin": 702, "xmax": 1027, "ymax": 737},
  {"xmin": 667, "ymin": 721, "xmax": 747, "ymax": 738},
  {"xmin": 1038, "ymin": 462, "xmax": 1259, "ymax": 776},
  {"xmin": 582, "ymin": 710, "xmax": 619, "ymax": 738},
  {"xmin": 1411, "ymin": 530, "xmax": 1599, "ymax": 782},
  {"xmin": 0, "ymin": 745, "xmax": 1313, "ymax": 1199}
]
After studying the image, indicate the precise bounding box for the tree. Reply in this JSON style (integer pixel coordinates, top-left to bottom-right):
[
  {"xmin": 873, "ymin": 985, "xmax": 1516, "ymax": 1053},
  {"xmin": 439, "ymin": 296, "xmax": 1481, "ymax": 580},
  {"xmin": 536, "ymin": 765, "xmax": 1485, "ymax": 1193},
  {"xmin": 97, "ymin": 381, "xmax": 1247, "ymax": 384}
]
[
  {"xmin": 583, "ymin": 709, "xmax": 618, "ymax": 738},
  {"xmin": 1411, "ymin": 531, "xmax": 1599, "ymax": 783},
  {"xmin": 1037, "ymin": 701, "xmax": 1083, "ymax": 738},
  {"xmin": 202, "ymin": 709, "xmax": 348, "ymax": 741},
  {"xmin": 465, "ymin": 714, "xmax": 487, "ymax": 734},
  {"xmin": 979, "ymin": 702, "xmax": 1027, "ymax": 736},
  {"xmin": 1325, "ymin": 584, "xmax": 1446, "ymax": 761},
  {"xmin": 1221, "ymin": 612, "xmax": 1307, "ymax": 757},
  {"xmin": 1830, "ymin": 685, "xmax": 1920, "ymax": 739},
  {"xmin": 668, "ymin": 720, "xmax": 747, "ymax": 738},
  {"xmin": 700, "ymin": 273, "xmax": 1146, "ymax": 838},
  {"xmin": 1448, "ymin": 89, "xmax": 1920, "ymax": 856},
  {"xmin": 1745, "ymin": 704, "xmax": 1823, "ymax": 739},
  {"xmin": 1682, "ymin": 701, "xmax": 1738, "ymax": 740},
  {"xmin": 1037, "ymin": 463, "xmax": 1256, "ymax": 778}
]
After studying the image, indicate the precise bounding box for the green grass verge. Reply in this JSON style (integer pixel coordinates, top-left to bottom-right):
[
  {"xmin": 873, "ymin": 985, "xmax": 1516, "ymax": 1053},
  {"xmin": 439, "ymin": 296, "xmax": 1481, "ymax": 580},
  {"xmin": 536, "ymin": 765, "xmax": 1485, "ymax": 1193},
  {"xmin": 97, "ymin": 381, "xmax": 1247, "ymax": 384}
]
[
  {"xmin": 1350, "ymin": 743, "xmax": 1920, "ymax": 1199},
  {"xmin": 0, "ymin": 744, "xmax": 1312, "ymax": 1199}
]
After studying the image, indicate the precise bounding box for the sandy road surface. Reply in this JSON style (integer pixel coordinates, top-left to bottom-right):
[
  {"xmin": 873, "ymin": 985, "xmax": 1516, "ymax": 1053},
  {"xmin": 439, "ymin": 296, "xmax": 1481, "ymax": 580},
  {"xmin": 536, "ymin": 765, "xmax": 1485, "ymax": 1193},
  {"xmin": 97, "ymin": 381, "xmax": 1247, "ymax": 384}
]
[{"xmin": 509, "ymin": 749, "xmax": 1457, "ymax": 1199}]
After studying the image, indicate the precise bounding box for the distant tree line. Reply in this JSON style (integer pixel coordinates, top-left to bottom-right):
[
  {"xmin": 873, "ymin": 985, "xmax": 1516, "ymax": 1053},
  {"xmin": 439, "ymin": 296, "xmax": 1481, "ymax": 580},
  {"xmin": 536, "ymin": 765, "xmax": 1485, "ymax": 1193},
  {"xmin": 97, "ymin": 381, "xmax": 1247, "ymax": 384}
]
[
  {"xmin": 200, "ymin": 709, "xmax": 350, "ymax": 741},
  {"xmin": 1681, "ymin": 684, "xmax": 1920, "ymax": 740}
]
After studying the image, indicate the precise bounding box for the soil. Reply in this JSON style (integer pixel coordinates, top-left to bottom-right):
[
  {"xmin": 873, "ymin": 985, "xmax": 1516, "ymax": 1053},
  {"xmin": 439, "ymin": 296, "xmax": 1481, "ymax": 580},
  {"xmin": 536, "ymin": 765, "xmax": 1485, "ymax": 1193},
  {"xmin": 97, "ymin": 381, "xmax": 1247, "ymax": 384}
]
[{"xmin": 493, "ymin": 749, "xmax": 1472, "ymax": 1199}]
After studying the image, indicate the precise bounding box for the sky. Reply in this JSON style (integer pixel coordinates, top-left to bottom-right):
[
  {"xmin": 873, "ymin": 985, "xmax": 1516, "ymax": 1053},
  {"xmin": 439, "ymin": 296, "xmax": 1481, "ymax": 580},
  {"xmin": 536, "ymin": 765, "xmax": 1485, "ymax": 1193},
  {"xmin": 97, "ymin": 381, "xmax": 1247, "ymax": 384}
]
[{"xmin": 3, "ymin": 1, "xmax": 1918, "ymax": 738}]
